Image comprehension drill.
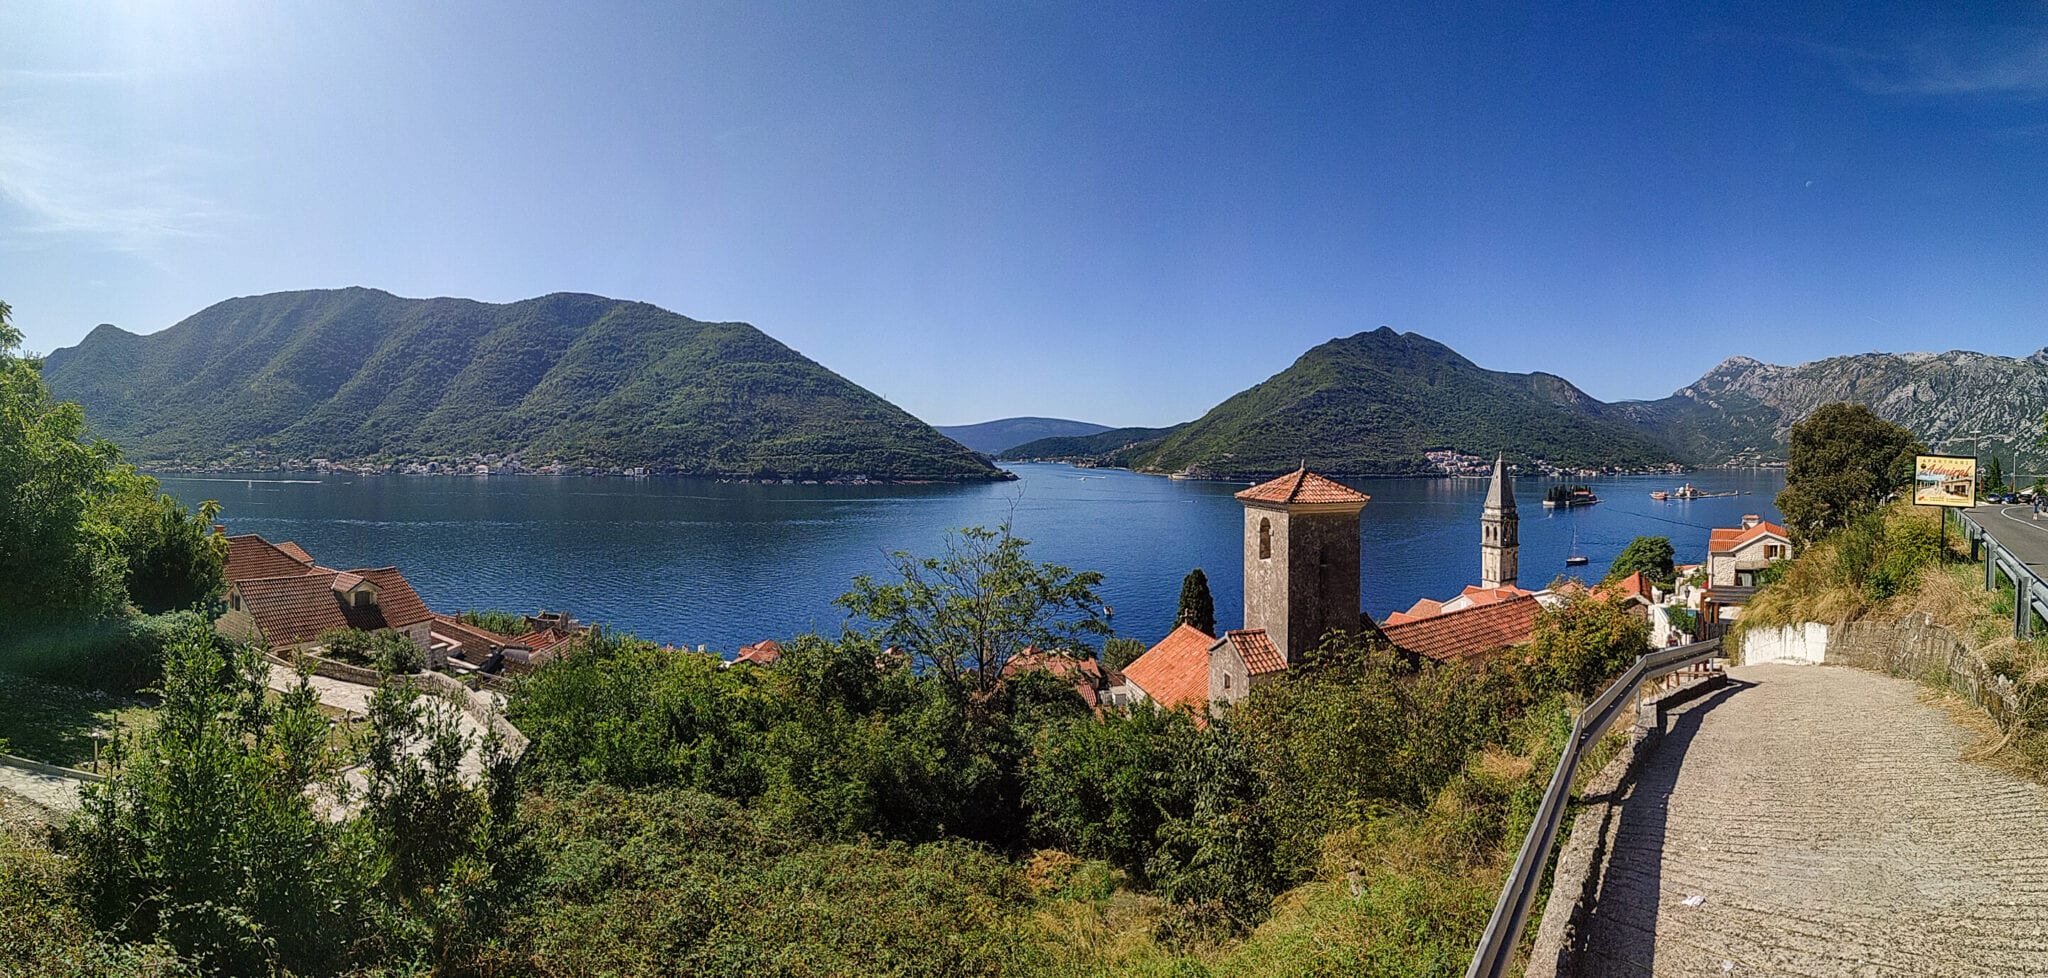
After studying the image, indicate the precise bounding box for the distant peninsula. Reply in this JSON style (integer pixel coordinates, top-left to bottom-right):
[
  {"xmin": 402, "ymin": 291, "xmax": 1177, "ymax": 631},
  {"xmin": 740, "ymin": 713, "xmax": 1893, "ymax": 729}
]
[{"xmin": 41, "ymin": 288, "xmax": 1009, "ymax": 482}]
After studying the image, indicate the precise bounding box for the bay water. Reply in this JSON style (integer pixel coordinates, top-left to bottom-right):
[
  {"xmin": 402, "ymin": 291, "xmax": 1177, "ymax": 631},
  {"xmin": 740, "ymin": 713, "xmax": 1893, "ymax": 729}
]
[{"xmin": 159, "ymin": 464, "xmax": 1785, "ymax": 652}]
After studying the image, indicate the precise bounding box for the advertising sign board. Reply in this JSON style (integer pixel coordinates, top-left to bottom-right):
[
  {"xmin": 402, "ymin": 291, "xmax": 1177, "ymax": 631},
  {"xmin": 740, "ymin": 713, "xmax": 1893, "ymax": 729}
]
[{"xmin": 1913, "ymin": 455, "xmax": 1977, "ymax": 508}]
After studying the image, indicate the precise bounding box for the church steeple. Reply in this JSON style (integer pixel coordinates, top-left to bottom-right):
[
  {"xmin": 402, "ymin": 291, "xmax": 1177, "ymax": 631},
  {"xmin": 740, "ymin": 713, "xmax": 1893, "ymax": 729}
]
[{"xmin": 1481, "ymin": 453, "xmax": 1518, "ymax": 589}]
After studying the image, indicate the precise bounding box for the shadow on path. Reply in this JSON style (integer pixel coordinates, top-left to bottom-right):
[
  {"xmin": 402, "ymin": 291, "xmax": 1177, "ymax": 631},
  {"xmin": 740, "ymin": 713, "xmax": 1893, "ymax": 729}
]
[{"xmin": 1575, "ymin": 677, "xmax": 1755, "ymax": 977}]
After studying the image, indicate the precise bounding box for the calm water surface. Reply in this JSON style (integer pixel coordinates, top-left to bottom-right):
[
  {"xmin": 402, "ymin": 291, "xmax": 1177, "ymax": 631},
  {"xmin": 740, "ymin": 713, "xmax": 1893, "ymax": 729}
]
[{"xmin": 159, "ymin": 464, "xmax": 1784, "ymax": 651}]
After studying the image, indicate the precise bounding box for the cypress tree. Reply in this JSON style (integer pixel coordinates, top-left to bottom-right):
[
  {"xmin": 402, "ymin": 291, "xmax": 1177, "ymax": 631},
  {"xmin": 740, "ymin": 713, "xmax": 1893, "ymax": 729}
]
[{"xmin": 1177, "ymin": 568, "xmax": 1216, "ymax": 635}]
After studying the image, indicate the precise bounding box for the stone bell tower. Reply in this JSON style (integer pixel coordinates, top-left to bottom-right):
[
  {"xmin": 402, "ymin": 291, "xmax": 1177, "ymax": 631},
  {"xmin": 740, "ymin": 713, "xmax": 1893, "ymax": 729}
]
[
  {"xmin": 1235, "ymin": 467, "xmax": 1371, "ymax": 662},
  {"xmin": 1480, "ymin": 453, "xmax": 1519, "ymax": 589}
]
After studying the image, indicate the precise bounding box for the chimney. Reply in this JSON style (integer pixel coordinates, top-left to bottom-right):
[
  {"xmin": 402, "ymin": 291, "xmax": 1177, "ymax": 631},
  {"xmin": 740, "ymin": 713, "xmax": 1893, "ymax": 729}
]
[{"xmin": 1741, "ymin": 514, "xmax": 1761, "ymax": 528}]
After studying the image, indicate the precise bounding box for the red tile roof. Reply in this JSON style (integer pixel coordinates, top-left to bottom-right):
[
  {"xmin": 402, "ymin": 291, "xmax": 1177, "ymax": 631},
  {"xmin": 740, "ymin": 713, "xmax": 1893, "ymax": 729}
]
[
  {"xmin": 1384, "ymin": 585, "xmax": 1533, "ymax": 625},
  {"xmin": 1708, "ymin": 520, "xmax": 1789, "ymax": 553},
  {"xmin": 1380, "ymin": 594, "xmax": 1542, "ymax": 664},
  {"xmin": 1003, "ymin": 649, "xmax": 1106, "ymax": 708},
  {"xmin": 428, "ymin": 613, "xmax": 517, "ymax": 662},
  {"xmin": 224, "ymin": 534, "xmax": 319, "ymax": 584},
  {"xmin": 276, "ymin": 541, "xmax": 315, "ymax": 565},
  {"xmin": 1222, "ymin": 628, "xmax": 1286, "ymax": 675},
  {"xmin": 1598, "ymin": 570, "xmax": 1655, "ymax": 604},
  {"xmin": 330, "ymin": 571, "xmax": 367, "ymax": 593},
  {"xmin": 733, "ymin": 639, "xmax": 783, "ymax": 666},
  {"xmin": 1236, "ymin": 468, "xmax": 1372, "ymax": 506},
  {"xmin": 352, "ymin": 568, "xmax": 432, "ymax": 627},
  {"xmin": 1121, "ymin": 623, "xmax": 1217, "ymax": 711},
  {"xmin": 231, "ymin": 563, "xmax": 434, "ymax": 649}
]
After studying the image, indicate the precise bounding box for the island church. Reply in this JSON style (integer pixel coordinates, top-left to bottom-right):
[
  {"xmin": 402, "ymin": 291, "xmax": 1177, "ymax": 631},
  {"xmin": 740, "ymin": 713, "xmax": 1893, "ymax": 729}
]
[{"xmin": 1111, "ymin": 456, "xmax": 1540, "ymax": 713}]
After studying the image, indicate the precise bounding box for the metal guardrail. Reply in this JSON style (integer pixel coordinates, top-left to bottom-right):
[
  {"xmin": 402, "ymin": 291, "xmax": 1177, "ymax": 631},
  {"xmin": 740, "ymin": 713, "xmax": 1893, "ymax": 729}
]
[
  {"xmin": 1957, "ymin": 509, "xmax": 2048, "ymax": 640},
  {"xmin": 1463, "ymin": 637, "xmax": 1725, "ymax": 978}
]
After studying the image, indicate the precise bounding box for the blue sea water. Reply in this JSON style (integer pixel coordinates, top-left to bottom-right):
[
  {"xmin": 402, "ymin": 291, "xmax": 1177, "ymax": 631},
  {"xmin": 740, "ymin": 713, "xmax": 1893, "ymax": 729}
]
[{"xmin": 158, "ymin": 464, "xmax": 1784, "ymax": 652}]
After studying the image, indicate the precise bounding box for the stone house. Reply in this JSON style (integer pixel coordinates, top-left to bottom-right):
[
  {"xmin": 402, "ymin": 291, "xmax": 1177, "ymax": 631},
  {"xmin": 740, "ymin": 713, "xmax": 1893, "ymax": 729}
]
[
  {"xmin": 1706, "ymin": 515, "xmax": 1793, "ymax": 587},
  {"xmin": 215, "ymin": 534, "xmax": 439, "ymax": 663}
]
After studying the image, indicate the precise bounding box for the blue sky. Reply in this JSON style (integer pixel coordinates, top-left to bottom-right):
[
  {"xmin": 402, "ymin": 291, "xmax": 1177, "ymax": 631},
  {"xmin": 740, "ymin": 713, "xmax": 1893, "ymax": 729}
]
[{"xmin": 3, "ymin": 2, "xmax": 2043, "ymax": 427}]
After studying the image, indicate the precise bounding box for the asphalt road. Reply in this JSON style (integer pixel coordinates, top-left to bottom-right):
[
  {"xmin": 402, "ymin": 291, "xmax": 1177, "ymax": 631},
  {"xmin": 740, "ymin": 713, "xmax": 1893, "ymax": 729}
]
[
  {"xmin": 1576, "ymin": 664, "xmax": 2048, "ymax": 977},
  {"xmin": 1966, "ymin": 504, "xmax": 2048, "ymax": 574}
]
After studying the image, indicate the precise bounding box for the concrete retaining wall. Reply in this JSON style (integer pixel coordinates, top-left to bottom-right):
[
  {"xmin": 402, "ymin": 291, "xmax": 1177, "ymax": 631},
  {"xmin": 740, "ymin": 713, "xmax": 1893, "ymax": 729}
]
[
  {"xmin": 1740, "ymin": 622, "xmax": 1831, "ymax": 665},
  {"xmin": 0, "ymin": 751, "xmax": 104, "ymax": 783}
]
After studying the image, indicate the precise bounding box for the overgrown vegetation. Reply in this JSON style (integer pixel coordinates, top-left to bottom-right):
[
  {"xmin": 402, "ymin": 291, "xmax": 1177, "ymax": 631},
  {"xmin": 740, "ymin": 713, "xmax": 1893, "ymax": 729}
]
[
  {"xmin": 457, "ymin": 608, "xmax": 529, "ymax": 637},
  {"xmin": 315, "ymin": 626, "xmax": 427, "ymax": 674},
  {"xmin": 1772, "ymin": 402, "xmax": 1923, "ymax": 545},
  {"xmin": 1603, "ymin": 536, "xmax": 1675, "ymax": 588},
  {"xmin": 0, "ymin": 298, "xmax": 225, "ymax": 688},
  {"xmin": 6, "ymin": 517, "xmax": 1656, "ymax": 976}
]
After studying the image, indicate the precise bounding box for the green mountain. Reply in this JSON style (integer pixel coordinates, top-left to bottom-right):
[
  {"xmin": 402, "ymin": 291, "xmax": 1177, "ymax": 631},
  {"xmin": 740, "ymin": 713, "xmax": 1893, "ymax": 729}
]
[
  {"xmin": 999, "ymin": 425, "xmax": 1187, "ymax": 461},
  {"xmin": 1098, "ymin": 328, "xmax": 1682, "ymax": 477},
  {"xmin": 935, "ymin": 417, "xmax": 1112, "ymax": 454},
  {"xmin": 1621, "ymin": 348, "xmax": 2048, "ymax": 468},
  {"xmin": 41, "ymin": 288, "xmax": 1004, "ymax": 481}
]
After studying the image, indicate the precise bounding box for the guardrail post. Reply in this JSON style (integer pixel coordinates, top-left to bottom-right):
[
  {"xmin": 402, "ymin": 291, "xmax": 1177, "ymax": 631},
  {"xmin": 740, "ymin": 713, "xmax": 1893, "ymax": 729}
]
[
  {"xmin": 1987, "ymin": 544, "xmax": 1999, "ymax": 591},
  {"xmin": 2019, "ymin": 575, "xmax": 2034, "ymax": 640}
]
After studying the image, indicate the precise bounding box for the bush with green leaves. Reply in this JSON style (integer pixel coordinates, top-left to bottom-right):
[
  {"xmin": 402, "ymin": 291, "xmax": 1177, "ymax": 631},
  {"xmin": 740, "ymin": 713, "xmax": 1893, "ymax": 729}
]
[
  {"xmin": 315, "ymin": 626, "xmax": 425, "ymax": 673},
  {"xmin": 1604, "ymin": 535, "xmax": 1675, "ymax": 588}
]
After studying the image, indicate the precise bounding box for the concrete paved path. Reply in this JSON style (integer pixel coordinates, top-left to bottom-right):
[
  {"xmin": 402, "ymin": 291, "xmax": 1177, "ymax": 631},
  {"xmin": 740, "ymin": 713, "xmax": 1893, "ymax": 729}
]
[
  {"xmin": 1575, "ymin": 663, "xmax": 2048, "ymax": 977},
  {"xmin": 0, "ymin": 764, "xmax": 81, "ymax": 813}
]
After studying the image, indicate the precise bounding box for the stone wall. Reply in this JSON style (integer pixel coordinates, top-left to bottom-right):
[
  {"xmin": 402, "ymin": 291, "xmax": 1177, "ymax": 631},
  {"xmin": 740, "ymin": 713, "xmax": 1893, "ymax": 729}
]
[{"xmin": 1829, "ymin": 612, "xmax": 2021, "ymax": 732}]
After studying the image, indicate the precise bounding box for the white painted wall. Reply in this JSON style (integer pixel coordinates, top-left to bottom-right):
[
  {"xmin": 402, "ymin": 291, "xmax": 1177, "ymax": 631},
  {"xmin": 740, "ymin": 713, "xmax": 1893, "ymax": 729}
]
[{"xmin": 1740, "ymin": 622, "xmax": 1830, "ymax": 665}]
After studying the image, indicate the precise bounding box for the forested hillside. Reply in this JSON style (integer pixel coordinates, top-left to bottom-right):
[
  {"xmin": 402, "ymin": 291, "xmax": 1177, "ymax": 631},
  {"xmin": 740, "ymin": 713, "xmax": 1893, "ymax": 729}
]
[
  {"xmin": 1110, "ymin": 328, "xmax": 1681, "ymax": 477},
  {"xmin": 41, "ymin": 288, "xmax": 1003, "ymax": 481}
]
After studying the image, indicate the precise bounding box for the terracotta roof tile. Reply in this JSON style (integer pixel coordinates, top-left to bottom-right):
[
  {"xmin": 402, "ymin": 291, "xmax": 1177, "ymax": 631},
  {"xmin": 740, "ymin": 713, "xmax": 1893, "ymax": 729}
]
[
  {"xmin": 1003, "ymin": 649, "xmax": 1105, "ymax": 707},
  {"xmin": 225, "ymin": 534, "xmax": 320, "ymax": 584},
  {"xmin": 351, "ymin": 568, "xmax": 432, "ymax": 627},
  {"xmin": 733, "ymin": 640, "xmax": 783, "ymax": 666},
  {"xmin": 1710, "ymin": 520, "xmax": 1788, "ymax": 553},
  {"xmin": 1236, "ymin": 468, "xmax": 1372, "ymax": 506},
  {"xmin": 235, "ymin": 571, "xmax": 359, "ymax": 648},
  {"xmin": 428, "ymin": 613, "xmax": 516, "ymax": 662},
  {"xmin": 330, "ymin": 571, "xmax": 366, "ymax": 592},
  {"xmin": 1380, "ymin": 594, "xmax": 1542, "ymax": 664},
  {"xmin": 276, "ymin": 541, "xmax": 315, "ymax": 565},
  {"xmin": 1120, "ymin": 623, "xmax": 1216, "ymax": 711},
  {"xmin": 1597, "ymin": 570, "xmax": 1654, "ymax": 604},
  {"xmin": 1223, "ymin": 629, "xmax": 1286, "ymax": 675}
]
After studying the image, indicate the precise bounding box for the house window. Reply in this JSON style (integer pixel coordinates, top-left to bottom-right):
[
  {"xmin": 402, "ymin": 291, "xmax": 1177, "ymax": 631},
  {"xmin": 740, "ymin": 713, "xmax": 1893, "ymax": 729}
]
[
  {"xmin": 229, "ymin": 593, "xmax": 241, "ymax": 612},
  {"xmin": 1259, "ymin": 518, "xmax": 1272, "ymax": 560},
  {"xmin": 353, "ymin": 590, "xmax": 375, "ymax": 608},
  {"xmin": 1766, "ymin": 544, "xmax": 1784, "ymax": 559},
  {"xmin": 1223, "ymin": 674, "xmax": 1231, "ymax": 690}
]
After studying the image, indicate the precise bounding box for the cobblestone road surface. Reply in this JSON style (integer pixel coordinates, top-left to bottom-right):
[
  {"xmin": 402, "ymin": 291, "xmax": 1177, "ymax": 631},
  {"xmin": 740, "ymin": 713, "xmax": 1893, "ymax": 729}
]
[{"xmin": 1577, "ymin": 663, "xmax": 2048, "ymax": 977}]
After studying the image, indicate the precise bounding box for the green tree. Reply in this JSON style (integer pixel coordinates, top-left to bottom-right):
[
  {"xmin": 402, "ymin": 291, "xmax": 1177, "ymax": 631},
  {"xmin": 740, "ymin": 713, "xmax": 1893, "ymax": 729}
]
[
  {"xmin": 0, "ymin": 298, "xmax": 225, "ymax": 638},
  {"xmin": 1984, "ymin": 454, "xmax": 2005, "ymax": 495},
  {"xmin": 837, "ymin": 525, "xmax": 1108, "ymax": 695},
  {"xmin": 1526, "ymin": 592, "xmax": 1652, "ymax": 696},
  {"xmin": 65, "ymin": 622, "xmax": 365, "ymax": 975},
  {"xmin": 1100, "ymin": 636, "xmax": 1147, "ymax": 671},
  {"xmin": 0, "ymin": 300, "xmax": 129, "ymax": 627},
  {"xmin": 1603, "ymin": 535, "xmax": 1676, "ymax": 588},
  {"xmin": 1773, "ymin": 403, "xmax": 1924, "ymax": 545},
  {"xmin": 1176, "ymin": 567, "xmax": 1216, "ymax": 635}
]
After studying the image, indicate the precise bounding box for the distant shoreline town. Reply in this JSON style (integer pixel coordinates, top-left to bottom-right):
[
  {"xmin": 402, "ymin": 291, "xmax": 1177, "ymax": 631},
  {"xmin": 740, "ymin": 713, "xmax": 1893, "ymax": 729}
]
[{"xmin": 137, "ymin": 453, "xmax": 1016, "ymax": 484}]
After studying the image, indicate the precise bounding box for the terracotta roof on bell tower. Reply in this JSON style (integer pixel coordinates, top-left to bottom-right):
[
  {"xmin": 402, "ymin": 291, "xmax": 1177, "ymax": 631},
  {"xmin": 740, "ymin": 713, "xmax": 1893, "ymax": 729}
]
[{"xmin": 1235, "ymin": 468, "xmax": 1371, "ymax": 505}]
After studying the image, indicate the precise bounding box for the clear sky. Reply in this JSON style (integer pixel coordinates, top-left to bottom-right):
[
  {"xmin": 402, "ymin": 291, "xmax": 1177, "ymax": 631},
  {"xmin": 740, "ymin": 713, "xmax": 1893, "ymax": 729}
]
[{"xmin": 3, "ymin": 2, "xmax": 2043, "ymax": 427}]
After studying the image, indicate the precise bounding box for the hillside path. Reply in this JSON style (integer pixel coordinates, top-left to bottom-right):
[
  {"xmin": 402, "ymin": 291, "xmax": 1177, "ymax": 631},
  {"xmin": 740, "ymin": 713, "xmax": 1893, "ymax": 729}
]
[{"xmin": 1574, "ymin": 663, "xmax": 2048, "ymax": 977}]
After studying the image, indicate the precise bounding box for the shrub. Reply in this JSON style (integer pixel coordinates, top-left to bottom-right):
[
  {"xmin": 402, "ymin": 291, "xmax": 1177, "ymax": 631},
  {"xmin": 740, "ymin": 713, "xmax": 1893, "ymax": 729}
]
[
  {"xmin": 315, "ymin": 627, "xmax": 424, "ymax": 674},
  {"xmin": 0, "ymin": 610, "xmax": 210, "ymax": 692}
]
